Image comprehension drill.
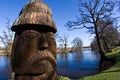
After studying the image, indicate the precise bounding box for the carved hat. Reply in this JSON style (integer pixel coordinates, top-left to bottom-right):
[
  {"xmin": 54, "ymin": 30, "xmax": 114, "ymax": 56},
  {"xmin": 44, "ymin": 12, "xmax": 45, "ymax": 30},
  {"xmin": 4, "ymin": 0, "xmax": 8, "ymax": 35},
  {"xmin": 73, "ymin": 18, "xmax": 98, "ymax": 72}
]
[{"xmin": 11, "ymin": 0, "xmax": 57, "ymax": 33}]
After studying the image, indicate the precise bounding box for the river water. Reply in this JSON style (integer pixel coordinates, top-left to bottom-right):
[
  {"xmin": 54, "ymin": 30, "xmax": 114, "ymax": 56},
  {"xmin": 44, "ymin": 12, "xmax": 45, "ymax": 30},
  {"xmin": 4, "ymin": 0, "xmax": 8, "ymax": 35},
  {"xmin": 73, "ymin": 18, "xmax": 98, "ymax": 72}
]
[
  {"xmin": 0, "ymin": 48, "xmax": 100, "ymax": 80},
  {"xmin": 57, "ymin": 48, "xmax": 100, "ymax": 79},
  {"xmin": 0, "ymin": 56, "xmax": 11, "ymax": 80}
]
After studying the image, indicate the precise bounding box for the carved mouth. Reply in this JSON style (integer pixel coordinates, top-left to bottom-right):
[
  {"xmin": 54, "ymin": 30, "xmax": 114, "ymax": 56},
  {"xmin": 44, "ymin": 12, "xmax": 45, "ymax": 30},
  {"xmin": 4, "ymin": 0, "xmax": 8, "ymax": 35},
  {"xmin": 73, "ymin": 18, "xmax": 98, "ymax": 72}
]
[
  {"xmin": 36, "ymin": 50, "xmax": 57, "ymax": 68},
  {"xmin": 34, "ymin": 60, "xmax": 54, "ymax": 73},
  {"xmin": 16, "ymin": 50, "xmax": 57, "ymax": 74}
]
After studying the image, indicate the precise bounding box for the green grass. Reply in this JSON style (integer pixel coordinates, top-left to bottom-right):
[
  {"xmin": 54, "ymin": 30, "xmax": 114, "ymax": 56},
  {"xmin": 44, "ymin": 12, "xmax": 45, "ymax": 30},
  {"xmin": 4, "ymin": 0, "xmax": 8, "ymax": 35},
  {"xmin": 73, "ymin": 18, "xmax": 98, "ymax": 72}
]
[
  {"xmin": 79, "ymin": 61, "xmax": 120, "ymax": 80},
  {"xmin": 58, "ymin": 76, "xmax": 71, "ymax": 80},
  {"xmin": 106, "ymin": 47, "xmax": 120, "ymax": 61},
  {"xmin": 79, "ymin": 47, "xmax": 120, "ymax": 80}
]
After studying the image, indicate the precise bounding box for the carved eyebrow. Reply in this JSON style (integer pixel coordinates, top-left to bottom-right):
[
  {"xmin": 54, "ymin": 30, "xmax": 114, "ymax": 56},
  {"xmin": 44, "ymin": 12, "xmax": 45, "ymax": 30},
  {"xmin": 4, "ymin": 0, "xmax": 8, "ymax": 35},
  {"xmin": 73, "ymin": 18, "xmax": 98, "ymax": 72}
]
[{"xmin": 25, "ymin": 30, "xmax": 38, "ymax": 33}]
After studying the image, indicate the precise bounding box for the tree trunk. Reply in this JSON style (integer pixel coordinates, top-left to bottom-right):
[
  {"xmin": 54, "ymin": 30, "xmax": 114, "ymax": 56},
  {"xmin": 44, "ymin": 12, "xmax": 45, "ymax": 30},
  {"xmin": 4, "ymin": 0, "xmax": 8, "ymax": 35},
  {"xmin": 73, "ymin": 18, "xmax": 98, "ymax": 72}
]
[
  {"xmin": 102, "ymin": 37, "xmax": 110, "ymax": 52},
  {"xmin": 94, "ymin": 25, "xmax": 106, "ymax": 59},
  {"xmin": 64, "ymin": 43, "xmax": 67, "ymax": 53},
  {"xmin": 94, "ymin": 25, "xmax": 107, "ymax": 72}
]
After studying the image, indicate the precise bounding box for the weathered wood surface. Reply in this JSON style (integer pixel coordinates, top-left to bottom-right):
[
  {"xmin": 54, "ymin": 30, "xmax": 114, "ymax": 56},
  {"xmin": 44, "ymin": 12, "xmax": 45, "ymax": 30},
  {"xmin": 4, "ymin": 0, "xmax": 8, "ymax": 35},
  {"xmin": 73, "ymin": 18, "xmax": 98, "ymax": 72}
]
[{"xmin": 11, "ymin": 0, "xmax": 57, "ymax": 80}]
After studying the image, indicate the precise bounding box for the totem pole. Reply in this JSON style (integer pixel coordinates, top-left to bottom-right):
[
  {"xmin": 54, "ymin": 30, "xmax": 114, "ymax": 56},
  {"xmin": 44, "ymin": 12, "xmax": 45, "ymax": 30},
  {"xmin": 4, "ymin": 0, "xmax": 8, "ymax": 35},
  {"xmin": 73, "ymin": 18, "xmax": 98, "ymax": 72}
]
[{"xmin": 11, "ymin": 0, "xmax": 57, "ymax": 80}]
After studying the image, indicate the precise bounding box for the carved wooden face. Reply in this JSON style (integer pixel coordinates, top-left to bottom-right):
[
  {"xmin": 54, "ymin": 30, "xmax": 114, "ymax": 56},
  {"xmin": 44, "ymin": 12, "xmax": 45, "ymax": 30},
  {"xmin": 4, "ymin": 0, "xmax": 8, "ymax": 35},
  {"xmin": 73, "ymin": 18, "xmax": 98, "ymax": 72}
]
[{"xmin": 11, "ymin": 29, "xmax": 57, "ymax": 75}]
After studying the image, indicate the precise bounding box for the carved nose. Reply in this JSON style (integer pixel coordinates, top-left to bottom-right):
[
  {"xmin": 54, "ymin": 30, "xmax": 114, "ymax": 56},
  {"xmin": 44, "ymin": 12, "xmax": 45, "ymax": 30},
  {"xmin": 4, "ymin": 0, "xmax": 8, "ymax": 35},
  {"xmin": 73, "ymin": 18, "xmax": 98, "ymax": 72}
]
[{"xmin": 38, "ymin": 33, "xmax": 48, "ymax": 50}]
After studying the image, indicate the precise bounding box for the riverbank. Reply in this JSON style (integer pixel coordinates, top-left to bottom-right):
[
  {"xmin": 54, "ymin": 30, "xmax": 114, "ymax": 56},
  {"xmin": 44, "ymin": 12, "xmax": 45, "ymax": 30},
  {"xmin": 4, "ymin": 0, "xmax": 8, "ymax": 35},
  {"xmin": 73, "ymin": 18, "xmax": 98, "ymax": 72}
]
[
  {"xmin": 0, "ymin": 51, "xmax": 6, "ymax": 56},
  {"xmin": 0, "ymin": 50, "xmax": 11, "ymax": 56},
  {"xmin": 58, "ymin": 47, "xmax": 120, "ymax": 80},
  {"xmin": 79, "ymin": 47, "xmax": 120, "ymax": 80}
]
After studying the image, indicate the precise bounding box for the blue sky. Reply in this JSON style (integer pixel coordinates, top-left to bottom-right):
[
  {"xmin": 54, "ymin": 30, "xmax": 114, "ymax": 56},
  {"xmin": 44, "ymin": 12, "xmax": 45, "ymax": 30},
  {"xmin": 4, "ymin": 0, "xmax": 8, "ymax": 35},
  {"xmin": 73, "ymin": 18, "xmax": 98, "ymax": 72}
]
[{"xmin": 0, "ymin": 0, "xmax": 92, "ymax": 47}]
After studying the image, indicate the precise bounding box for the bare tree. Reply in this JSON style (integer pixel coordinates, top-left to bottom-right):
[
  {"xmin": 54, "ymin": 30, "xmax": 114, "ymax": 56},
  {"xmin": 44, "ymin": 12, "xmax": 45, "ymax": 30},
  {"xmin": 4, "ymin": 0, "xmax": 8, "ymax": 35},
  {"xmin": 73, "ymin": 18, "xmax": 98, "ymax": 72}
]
[
  {"xmin": 66, "ymin": 0, "xmax": 117, "ymax": 60},
  {"xmin": 91, "ymin": 38, "xmax": 98, "ymax": 51},
  {"xmin": 102, "ymin": 25, "xmax": 119, "ymax": 51},
  {"xmin": 92, "ymin": 23, "xmax": 120, "ymax": 52},
  {"xmin": 0, "ymin": 18, "xmax": 14, "ymax": 55},
  {"xmin": 57, "ymin": 34, "xmax": 69, "ymax": 53},
  {"xmin": 119, "ymin": 32, "xmax": 120, "ymax": 45},
  {"xmin": 95, "ymin": 19, "xmax": 119, "ymax": 52},
  {"xmin": 71, "ymin": 37, "xmax": 83, "ymax": 52}
]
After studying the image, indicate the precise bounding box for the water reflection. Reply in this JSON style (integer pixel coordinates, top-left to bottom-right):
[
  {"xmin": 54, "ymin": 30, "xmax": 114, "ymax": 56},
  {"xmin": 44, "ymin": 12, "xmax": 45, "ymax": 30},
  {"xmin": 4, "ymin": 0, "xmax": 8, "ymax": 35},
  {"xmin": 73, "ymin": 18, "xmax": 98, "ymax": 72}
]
[
  {"xmin": 0, "ymin": 56, "xmax": 11, "ymax": 80},
  {"xmin": 72, "ymin": 51, "xmax": 83, "ymax": 63},
  {"xmin": 57, "ymin": 48, "xmax": 100, "ymax": 79}
]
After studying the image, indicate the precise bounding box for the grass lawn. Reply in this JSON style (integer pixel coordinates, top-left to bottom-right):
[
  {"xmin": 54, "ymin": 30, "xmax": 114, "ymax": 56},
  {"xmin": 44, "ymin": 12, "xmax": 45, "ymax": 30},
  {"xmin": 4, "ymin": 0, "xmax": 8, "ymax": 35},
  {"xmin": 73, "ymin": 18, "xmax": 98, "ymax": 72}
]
[{"xmin": 58, "ymin": 76, "xmax": 71, "ymax": 80}]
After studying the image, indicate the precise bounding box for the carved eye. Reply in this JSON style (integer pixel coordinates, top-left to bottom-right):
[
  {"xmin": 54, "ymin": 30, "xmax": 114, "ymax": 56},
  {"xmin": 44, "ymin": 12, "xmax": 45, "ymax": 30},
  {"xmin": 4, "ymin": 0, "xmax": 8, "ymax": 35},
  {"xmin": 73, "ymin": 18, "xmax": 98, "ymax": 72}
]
[
  {"xmin": 22, "ymin": 31, "xmax": 39, "ymax": 39},
  {"xmin": 25, "ymin": 33, "xmax": 38, "ymax": 39}
]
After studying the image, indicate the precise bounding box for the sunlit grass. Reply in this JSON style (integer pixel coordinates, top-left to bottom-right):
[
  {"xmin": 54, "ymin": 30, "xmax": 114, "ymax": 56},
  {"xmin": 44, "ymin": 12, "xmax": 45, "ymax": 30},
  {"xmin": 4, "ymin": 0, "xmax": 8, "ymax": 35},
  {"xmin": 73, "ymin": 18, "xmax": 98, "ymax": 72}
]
[
  {"xmin": 79, "ymin": 72, "xmax": 120, "ymax": 80},
  {"xmin": 79, "ymin": 61, "xmax": 120, "ymax": 80},
  {"xmin": 106, "ymin": 47, "xmax": 120, "ymax": 61},
  {"xmin": 58, "ymin": 76, "xmax": 70, "ymax": 80}
]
